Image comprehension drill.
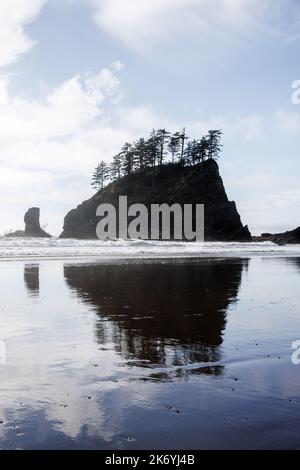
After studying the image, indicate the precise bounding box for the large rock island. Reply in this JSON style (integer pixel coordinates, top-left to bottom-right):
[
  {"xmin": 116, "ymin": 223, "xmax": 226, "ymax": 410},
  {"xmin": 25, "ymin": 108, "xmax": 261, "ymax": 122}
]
[{"xmin": 60, "ymin": 160, "xmax": 251, "ymax": 241}]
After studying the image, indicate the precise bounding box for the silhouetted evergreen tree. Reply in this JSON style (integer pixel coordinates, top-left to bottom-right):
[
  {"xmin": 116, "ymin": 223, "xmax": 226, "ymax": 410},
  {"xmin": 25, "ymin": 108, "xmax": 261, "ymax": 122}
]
[
  {"xmin": 185, "ymin": 140, "xmax": 199, "ymax": 166},
  {"xmin": 207, "ymin": 130, "xmax": 223, "ymax": 160},
  {"xmin": 157, "ymin": 129, "xmax": 171, "ymax": 166},
  {"xmin": 168, "ymin": 132, "xmax": 181, "ymax": 163},
  {"xmin": 144, "ymin": 130, "xmax": 160, "ymax": 168},
  {"xmin": 109, "ymin": 153, "xmax": 123, "ymax": 180},
  {"xmin": 133, "ymin": 138, "xmax": 148, "ymax": 170},
  {"xmin": 91, "ymin": 128, "xmax": 223, "ymax": 189},
  {"xmin": 198, "ymin": 136, "xmax": 208, "ymax": 164},
  {"xmin": 120, "ymin": 143, "xmax": 135, "ymax": 175},
  {"xmin": 91, "ymin": 161, "xmax": 109, "ymax": 190},
  {"xmin": 179, "ymin": 128, "xmax": 188, "ymax": 165}
]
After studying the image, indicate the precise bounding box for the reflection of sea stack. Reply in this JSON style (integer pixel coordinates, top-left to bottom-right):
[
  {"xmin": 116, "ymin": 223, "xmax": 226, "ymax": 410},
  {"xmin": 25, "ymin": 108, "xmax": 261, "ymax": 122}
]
[
  {"xmin": 64, "ymin": 259, "xmax": 248, "ymax": 376},
  {"xmin": 5, "ymin": 207, "xmax": 51, "ymax": 238},
  {"xmin": 24, "ymin": 264, "xmax": 40, "ymax": 296}
]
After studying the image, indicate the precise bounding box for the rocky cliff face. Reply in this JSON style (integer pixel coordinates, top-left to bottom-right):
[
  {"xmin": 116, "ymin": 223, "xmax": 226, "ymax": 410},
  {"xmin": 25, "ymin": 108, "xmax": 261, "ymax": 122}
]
[
  {"xmin": 60, "ymin": 160, "xmax": 251, "ymax": 241},
  {"xmin": 6, "ymin": 207, "xmax": 51, "ymax": 238}
]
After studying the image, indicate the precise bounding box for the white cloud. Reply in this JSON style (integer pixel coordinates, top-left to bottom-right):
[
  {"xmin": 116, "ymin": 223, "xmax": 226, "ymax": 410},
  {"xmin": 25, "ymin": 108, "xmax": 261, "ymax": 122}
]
[
  {"xmin": 274, "ymin": 109, "xmax": 300, "ymax": 133},
  {"xmin": 0, "ymin": 68, "xmax": 132, "ymax": 235},
  {"xmin": 86, "ymin": 68, "xmax": 121, "ymax": 100},
  {"xmin": 0, "ymin": 0, "xmax": 46, "ymax": 67},
  {"xmin": 0, "ymin": 69, "xmax": 121, "ymax": 145},
  {"xmin": 0, "ymin": 47, "xmax": 297, "ymax": 237},
  {"xmin": 112, "ymin": 60, "xmax": 125, "ymax": 72},
  {"xmin": 0, "ymin": 63, "xmax": 268, "ymax": 236},
  {"xmin": 85, "ymin": 0, "xmax": 298, "ymax": 53},
  {"xmin": 0, "ymin": 0, "xmax": 299, "ymax": 238},
  {"xmin": 116, "ymin": 104, "xmax": 174, "ymax": 133},
  {"xmin": 266, "ymin": 189, "xmax": 300, "ymax": 206},
  {"xmin": 188, "ymin": 114, "xmax": 264, "ymax": 142},
  {"xmin": 227, "ymin": 169, "xmax": 300, "ymax": 234}
]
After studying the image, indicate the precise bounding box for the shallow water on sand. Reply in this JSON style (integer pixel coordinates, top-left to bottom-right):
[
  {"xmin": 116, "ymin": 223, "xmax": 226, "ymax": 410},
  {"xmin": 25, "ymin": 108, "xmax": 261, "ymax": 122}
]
[{"xmin": 0, "ymin": 256, "xmax": 300, "ymax": 449}]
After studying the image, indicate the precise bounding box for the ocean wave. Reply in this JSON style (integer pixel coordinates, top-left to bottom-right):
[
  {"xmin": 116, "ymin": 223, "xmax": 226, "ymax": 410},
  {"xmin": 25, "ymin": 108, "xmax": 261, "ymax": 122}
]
[{"xmin": 0, "ymin": 237, "xmax": 300, "ymax": 260}]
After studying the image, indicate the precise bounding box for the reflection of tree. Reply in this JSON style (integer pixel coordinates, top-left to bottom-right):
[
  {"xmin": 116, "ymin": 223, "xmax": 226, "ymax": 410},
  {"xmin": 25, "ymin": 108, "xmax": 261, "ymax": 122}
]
[
  {"xmin": 64, "ymin": 260, "xmax": 248, "ymax": 378},
  {"xmin": 24, "ymin": 264, "xmax": 40, "ymax": 297}
]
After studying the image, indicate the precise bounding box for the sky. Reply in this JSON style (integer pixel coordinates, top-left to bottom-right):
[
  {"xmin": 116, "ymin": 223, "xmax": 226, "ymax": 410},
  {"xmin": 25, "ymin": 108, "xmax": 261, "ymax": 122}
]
[{"xmin": 0, "ymin": 0, "xmax": 300, "ymax": 236}]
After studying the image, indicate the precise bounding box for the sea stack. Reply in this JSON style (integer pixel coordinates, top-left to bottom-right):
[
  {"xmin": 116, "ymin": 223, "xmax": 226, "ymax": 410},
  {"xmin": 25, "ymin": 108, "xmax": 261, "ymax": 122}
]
[
  {"xmin": 5, "ymin": 207, "xmax": 51, "ymax": 238},
  {"xmin": 60, "ymin": 160, "xmax": 251, "ymax": 241},
  {"xmin": 24, "ymin": 208, "xmax": 51, "ymax": 238}
]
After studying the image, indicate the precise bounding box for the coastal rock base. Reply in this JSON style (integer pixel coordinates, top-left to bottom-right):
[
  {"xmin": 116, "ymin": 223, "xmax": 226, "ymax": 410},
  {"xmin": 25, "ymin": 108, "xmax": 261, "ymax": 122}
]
[{"xmin": 254, "ymin": 227, "xmax": 300, "ymax": 245}]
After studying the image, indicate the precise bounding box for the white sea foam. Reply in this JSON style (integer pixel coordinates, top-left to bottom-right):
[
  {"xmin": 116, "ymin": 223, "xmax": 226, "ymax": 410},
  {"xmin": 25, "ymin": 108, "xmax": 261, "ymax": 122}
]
[{"xmin": 0, "ymin": 237, "xmax": 300, "ymax": 260}]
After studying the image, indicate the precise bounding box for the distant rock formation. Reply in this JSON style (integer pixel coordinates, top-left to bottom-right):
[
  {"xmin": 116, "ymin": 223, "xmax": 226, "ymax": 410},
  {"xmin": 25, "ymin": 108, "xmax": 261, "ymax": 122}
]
[
  {"xmin": 24, "ymin": 208, "xmax": 51, "ymax": 238},
  {"xmin": 60, "ymin": 160, "xmax": 251, "ymax": 241},
  {"xmin": 254, "ymin": 227, "xmax": 300, "ymax": 245},
  {"xmin": 5, "ymin": 207, "xmax": 51, "ymax": 238}
]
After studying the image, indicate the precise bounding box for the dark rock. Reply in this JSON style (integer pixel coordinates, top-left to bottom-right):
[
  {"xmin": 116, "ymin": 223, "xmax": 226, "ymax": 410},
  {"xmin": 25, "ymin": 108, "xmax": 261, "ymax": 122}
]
[
  {"xmin": 261, "ymin": 233, "xmax": 272, "ymax": 238},
  {"xmin": 5, "ymin": 207, "xmax": 51, "ymax": 238},
  {"xmin": 5, "ymin": 230, "xmax": 25, "ymax": 238},
  {"xmin": 272, "ymin": 227, "xmax": 300, "ymax": 245},
  {"xmin": 254, "ymin": 227, "xmax": 300, "ymax": 245},
  {"xmin": 24, "ymin": 208, "xmax": 51, "ymax": 238},
  {"xmin": 60, "ymin": 160, "xmax": 251, "ymax": 241}
]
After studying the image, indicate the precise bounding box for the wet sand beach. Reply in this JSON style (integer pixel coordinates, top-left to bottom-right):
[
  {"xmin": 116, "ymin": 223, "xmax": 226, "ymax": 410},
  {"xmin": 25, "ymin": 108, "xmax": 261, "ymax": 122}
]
[{"xmin": 0, "ymin": 255, "xmax": 300, "ymax": 449}]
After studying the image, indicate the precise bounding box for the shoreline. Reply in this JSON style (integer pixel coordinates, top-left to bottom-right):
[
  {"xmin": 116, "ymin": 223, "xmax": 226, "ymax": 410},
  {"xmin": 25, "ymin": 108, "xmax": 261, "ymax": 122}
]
[{"xmin": 0, "ymin": 238, "xmax": 300, "ymax": 262}]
